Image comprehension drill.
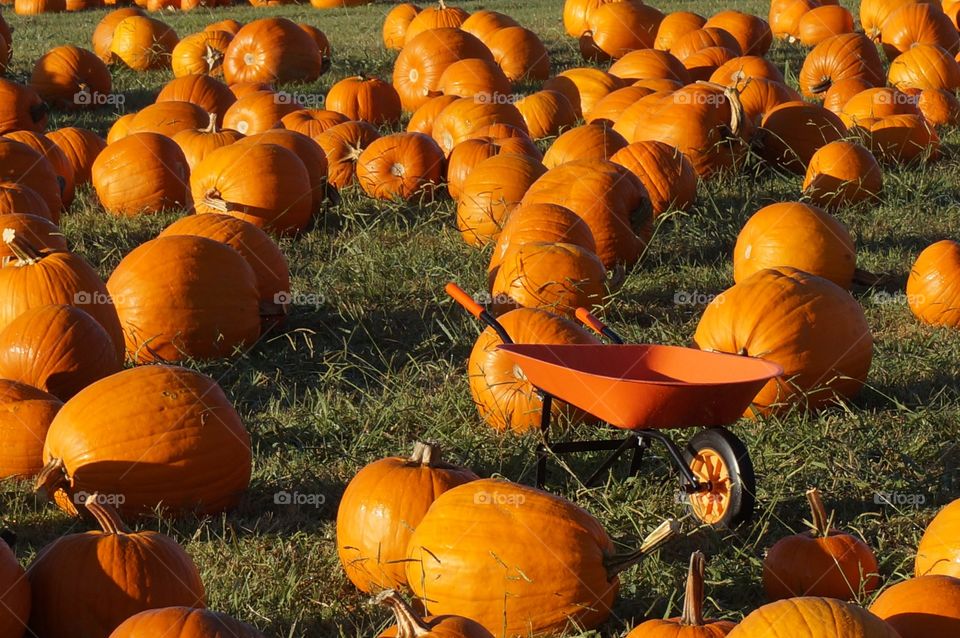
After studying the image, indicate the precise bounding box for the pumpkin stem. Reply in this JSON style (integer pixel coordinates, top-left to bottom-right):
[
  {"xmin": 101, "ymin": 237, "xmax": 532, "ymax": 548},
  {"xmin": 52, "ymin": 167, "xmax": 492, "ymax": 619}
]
[
  {"xmin": 811, "ymin": 78, "xmax": 832, "ymax": 95},
  {"xmin": 2, "ymin": 228, "xmax": 44, "ymax": 265},
  {"xmin": 374, "ymin": 590, "xmax": 430, "ymax": 638},
  {"xmin": 202, "ymin": 191, "xmax": 234, "ymax": 213},
  {"xmin": 34, "ymin": 458, "xmax": 68, "ymax": 497},
  {"xmin": 852, "ymin": 268, "xmax": 894, "ymax": 288},
  {"xmin": 806, "ymin": 487, "xmax": 831, "ymax": 537},
  {"xmin": 85, "ymin": 494, "xmax": 130, "ymax": 535},
  {"xmin": 680, "ymin": 551, "xmax": 707, "ymax": 626},
  {"xmin": 437, "ymin": 0, "xmax": 446, "ymax": 8},
  {"xmin": 603, "ymin": 519, "xmax": 680, "ymax": 578},
  {"xmin": 204, "ymin": 112, "xmax": 219, "ymax": 134},
  {"xmin": 409, "ymin": 441, "xmax": 442, "ymax": 467},
  {"xmin": 694, "ymin": 81, "xmax": 744, "ymax": 137},
  {"xmin": 203, "ymin": 43, "xmax": 223, "ymax": 72}
]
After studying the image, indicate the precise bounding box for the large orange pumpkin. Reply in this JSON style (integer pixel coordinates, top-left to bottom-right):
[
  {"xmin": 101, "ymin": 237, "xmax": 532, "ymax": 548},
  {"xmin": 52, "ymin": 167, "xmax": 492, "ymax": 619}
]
[
  {"xmin": 223, "ymin": 17, "xmax": 322, "ymax": 84},
  {"xmin": 109, "ymin": 16, "xmax": 179, "ymax": 71},
  {"xmin": 171, "ymin": 30, "xmax": 232, "ymax": 77},
  {"xmin": 0, "ymin": 379, "xmax": 62, "ymax": 479},
  {"xmin": 705, "ymin": 9, "xmax": 773, "ymax": 55},
  {"xmin": 694, "ymin": 267, "xmax": 873, "ymax": 414},
  {"xmin": 563, "ymin": 0, "xmax": 621, "ymax": 38},
  {"xmin": 457, "ymin": 153, "xmax": 546, "ymax": 247},
  {"xmin": 797, "ymin": 5, "xmax": 855, "ymax": 46},
  {"xmin": 543, "ymin": 67, "xmax": 623, "ymax": 118},
  {"xmin": 916, "ymin": 498, "xmax": 960, "ymax": 577},
  {"xmin": 460, "ymin": 9, "xmax": 519, "ymax": 43},
  {"xmin": 888, "ymin": 43, "xmax": 960, "ymax": 91},
  {"xmin": 355, "ymin": 133, "xmax": 445, "ymax": 202},
  {"xmin": 406, "ymin": 94, "xmax": 460, "ymax": 134},
  {"xmin": 109, "ymin": 607, "xmax": 265, "ymax": 638},
  {"xmin": 235, "ymin": 130, "xmax": 327, "ymax": 213},
  {"xmin": 382, "ymin": 3, "xmax": 421, "ymax": 50},
  {"xmin": 392, "ymin": 28, "xmax": 493, "ymax": 111},
  {"xmin": 316, "ymin": 120, "xmax": 380, "ymax": 189},
  {"xmin": 326, "ymin": 75, "xmax": 402, "ymax": 125},
  {"xmin": 610, "ymin": 140, "xmax": 697, "ymax": 216},
  {"xmin": 581, "ymin": 1, "xmax": 663, "ymax": 60},
  {"xmin": 0, "ymin": 533, "xmax": 30, "ymax": 638},
  {"xmin": 769, "ymin": 0, "xmax": 819, "ymax": 41},
  {"xmin": 869, "ymin": 575, "xmax": 960, "ymax": 638},
  {"xmin": 336, "ymin": 442, "xmax": 478, "ymax": 592},
  {"xmin": 221, "ymin": 90, "xmax": 301, "ymax": 135},
  {"xmin": 798, "ymin": 33, "xmax": 885, "ymax": 98},
  {"xmin": 27, "ymin": 497, "xmax": 206, "ymax": 637},
  {"xmin": 802, "ymin": 140, "xmax": 883, "ymax": 209},
  {"xmin": 36, "ymin": 365, "xmax": 252, "ymax": 517},
  {"xmin": 907, "ymin": 239, "xmax": 960, "ymax": 327},
  {"xmin": 403, "ymin": 0, "xmax": 468, "ymax": 44},
  {"xmin": 46, "ymin": 127, "xmax": 106, "ymax": 185},
  {"xmin": 543, "ymin": 123, "xmax": 627, "ymax": 168},
  {"xmin": 880, "ymin": 2, "xmax": 959, "ymax": 59},
  {"xmin": 156, "ymin": 74, "xmax": 236, "ymax": 121},
  {"xmin": 447, "ymin": 136, "xmax": 541, "ymax": 199},
  {"xmin": 92, "ymin": 133, "xmax": 190, "ymax": 216},
  {"xmin": 487, "ymin": 26, "xmax": 551, "ymax": 82},
  {"xmin": 0, "ymin": 80, "xmax": 48, "ymax": 135},
  {"xmin": 92, "ymin": 7, "xmax": 144, "ymax": 62},
  {"xmin": 853, "ymin": 113, "xmax": 940, "ymax": 164},
  {"xmin": 726, "ymin": 598, "xmax": 900, "ymax": 638},
  {"xmin": 30, "ymin": 45, "xmax": 111, "ymax": 109}
]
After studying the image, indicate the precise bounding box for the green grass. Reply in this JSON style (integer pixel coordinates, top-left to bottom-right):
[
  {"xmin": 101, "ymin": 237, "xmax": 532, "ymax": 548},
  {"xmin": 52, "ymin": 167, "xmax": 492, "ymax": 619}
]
[{"xmin": 2, "ymin": 0, "xmax": 960, "ymax": 636}]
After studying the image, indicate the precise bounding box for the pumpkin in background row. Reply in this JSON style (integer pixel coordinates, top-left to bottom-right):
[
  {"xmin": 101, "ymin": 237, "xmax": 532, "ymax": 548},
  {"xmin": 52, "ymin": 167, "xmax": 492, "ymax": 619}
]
[
  {"xmin": 726, "ymin": 597, "xmax": 900, "ymax": 638},
  {"xmin": 36, "ymin": 365, "xmax": 252, "ymax": 517},
  {"xmin": 27, "ymin": 496, "xmax": 205, "ymax": 638},
  {"xmin": 382, "ymin": 3, "xmax": 420, "ymax": 50},
  {"xmin": 326, "ymin": 75, "xmax": 401, "ymax": 125},
  {"xmin": 47, "ymin": 127, "xmax": 106, "ymax": 186},
  {"xmin": 0, "ymin": 379, "xmax": 62, "ymax": 479},
  {"xmin": 461, "ymin": 9, "xmax": 519, "ymax": 43},
  {"xmin": 763, "ymin": 488, "xmax": 879, "ymax": 601},
  {"xmin": 916, "ymin": 498, "xmax": 960, "ymax": 577},
  {"xmin": 356, "ymin": 132, "xmax": 445, "ymax": 201},
  {"xmin": 392, "ymin": 27, "xmax": 493, "ymax": 111},
  {"xmin": 694, "ymin": 267, "xmax": 873, "ymax": 414},
  {"xmin": 562, "ymin": 0, "xmax": 618, "ymax": 38},
  {"xmin": 880, "ymin": 2, "xmax": 959, "ymax": 60},
  {"xmin": 733, "ymin": 202, "xmax": 856, "ymax": 289},
  {"xmin": 907, "ymin": 239, "xmax": 960, "ymax": 328},
  {"xmin": 768, "ymin": 0, "xmax": 818, "ymax": 41},
  {"xmin": 377, "ymin": 591, "xmax": 493, "ymax": 638},
  {"xmin": 0, "ymin": 304, "xmax": 121, "ymax": 401},
  {"xmin": 798, "ymin": 33, "xmax": 885, "ymax": 98},
  {"xmin": 869, "ymin": 575, "xmax": 960, "ymax": 638},
  {"xmin": 797, "ymin": 5, "xmax": 855, "ymax": 46},
  {"xmin": 30, "ymin": 45, "xmax": 111, "ymax": 110},
  {"xmin": 626, "ymin": 551, "xmax": 736, "ymax": 637},
  {"xmin": 802, "ymin": 140, "xmax": 883, "ymax": 209},
  {"xmin": 0, "ymin": 537, "xmax": 29, "ymax": 638},
  {"xmin": 0, "ymin": 80, "xmax": 48, "ymax": 135},
  {"xmin": 107, "ymin": 235, "xmax": 261, "ymax": 362},
  {"xmin": 223, "ymin": 17, "xmax": 322, "ymax": 84},
  {"xmin": 336, "ymin": 442, "xmax": 478, "ymax": 593},
  {"xmin": 457, "ymin": 152, "xmax": 546, "ymax": 247},
  {"xmin": 109, "ymin": 607, "xmax": 265, "ymax": 638},
  {"xmin": 14, "ymin": 0, "xmax": 65, "ymax": 14},
  {"xmin": 192, "ymin": 142, "xmax": 313, "ymax": 234},
  {"xmin": 610, "ymin": 140, "xmax": 697, "ymax": 217},
  {"xmin": 156, "ymin": 74, "xmax": 236, "ymax": 121},
  {"xmin": 92, "ymin": 133, "xmax": 190, "ymax": 216},
  {"xmin": 468, "ymin": 307, "xmax": 600, "ymax": 432},
  {"xmin": 109, "ymin": 16, "xmax": 179, "ymax": 71},
  {"xmin": 171, "ymin": 30, "xmax": 232, "ymax": 78},
  {"xmin": 406, "ymin": 479, "xmax": 676, "ymax": 637},
  {"xmin": 403, "ymin": 0, "xmax": 468, "ymax": 44},
  {"xmin": 705, "ymin": 10, "xmax": 772, "ymax": 55},
  {"xmin": 487, "ymin": 26, "xmax": 551, "ymax": 82}
]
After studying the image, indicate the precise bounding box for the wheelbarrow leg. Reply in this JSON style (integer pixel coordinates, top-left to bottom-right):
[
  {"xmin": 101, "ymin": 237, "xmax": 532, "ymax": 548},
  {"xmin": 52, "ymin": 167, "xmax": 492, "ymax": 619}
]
[
  {"xmin": 584, "ymin": 435, "xmax": 639, "ymax": 487},
  {"xmin": 536, "ymin": 392, "xmax": 553, "ymax": 489},
  {"xmin": 637, "ymin": 430, "xmax": 702, "ymax": 492},
  {"xmin": 629, "ymin": 435, "xmax": 649, "ymax": 477}
]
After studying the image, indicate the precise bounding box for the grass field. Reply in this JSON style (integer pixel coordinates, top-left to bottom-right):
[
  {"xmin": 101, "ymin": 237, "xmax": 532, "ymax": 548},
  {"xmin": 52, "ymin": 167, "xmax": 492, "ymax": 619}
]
[{"xmin": 3, "ymin": 0, "xmax": 960, "ymax": 636}]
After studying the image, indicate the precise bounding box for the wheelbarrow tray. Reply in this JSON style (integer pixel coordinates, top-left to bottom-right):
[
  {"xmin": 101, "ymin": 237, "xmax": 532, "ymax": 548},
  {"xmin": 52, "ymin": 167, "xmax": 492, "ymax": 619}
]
[{"xmin": 497, "ymin": 343, "xmax": 783, "ymax": 430}]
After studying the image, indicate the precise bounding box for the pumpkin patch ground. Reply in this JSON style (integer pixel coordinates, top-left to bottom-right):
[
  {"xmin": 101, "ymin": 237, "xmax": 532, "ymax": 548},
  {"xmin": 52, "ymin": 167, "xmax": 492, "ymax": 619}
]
[{"xmin": 1, "ymin": 0, "xmax": 960, "ymax": 636}]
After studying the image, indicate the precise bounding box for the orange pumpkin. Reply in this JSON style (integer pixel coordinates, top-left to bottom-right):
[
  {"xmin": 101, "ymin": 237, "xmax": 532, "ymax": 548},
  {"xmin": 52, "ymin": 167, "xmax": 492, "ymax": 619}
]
[
  {"xmin": 683, "ymin": 46, "xmax": 740, "ymax": 82},
  {"xmin": 156, "ymin": 74, "xmax": 235, "ymax": 120},
  {"xmin": 798, "ymin": 33, "xmax": 885, "ymax": 98},
  {"xmin": 110, "ymin": 607, "xmax": 266, "ymax": 638},
  {"xmin": 0, "ymin": 190, "xmax": 56, "ymax": 224},
  {"xmin": 880, "ymin": 2, "xmax": 959, "ymax": 59},
  {"xmin": 191, "ymin": 142, "xmax": 313, "ymax": 234},
  {"xmin": 797, "ymin": 5, "xmax": 855, "ymax": 46},
  {"xmin": 608, "ymin": 48, "xmax": 690, "ymax": 84},
  {"xmin": 223, "ymin": 17, "xmax": 322, "ymax": 85},
  {"xmin": 586, "ymin": 86, "xmax": 655, "ymax": 125},
  {"xmin": 907, "ymin": 239, "xmax": 960, "ymax": 327},
  {"xmin": 336, "ymin": 442, "xmax": 478, "ymax": 592},
  {"xmin": 853, "ymin": 113, "xmax": 940, "ymax": 164},
  {"xmin": 235, "ymin": 130, "xmax": 327, "ymax": 213},
  {"xmin": 355, "ymin": 132, "xmax": 445, "ymax": 202},
  {"xmin": 30, "ymin": 45, "xmax": 111, "ymax": 110},
  {"xmin": 543, "ymin": 68, "xmax": 623, "ymax": 119},
  {"xmin": 694, "ymin": 267, "xmax": 873, "ymax": 415},
  {"xmin": 326, "ymin": 76, "xmax": 401, "ymax": 125},
  {"xmin": 670, "ymin": 27, "xmax": 742, "ymax": 61},
  {"xmin": 610, "ymin": 140, "xmax": 697, "ymax": 216},
  {"xmin": 655, "ymin": 11, "xmax": 707, "ymax": 51},
  {"xmin": 709, "ymin": 55, "xmax": 784, "ymax": 87},
  {"xmin": 515, "ymin": 90, "xmax": 577, "ymax": 139},
  {"xmin": 0, "ymin": 139, "xmax": 61, "ymax": 216},
  {"xmin": 581, "ymin": 1, "xmax": 663, "ymax": 60},
  {"xmin": 280, "ymin": 109, "xmax": 349, "ymax": 139},
  {"xmin": 869, "ymin": 575, "xmax": 960, "ymax": 638},
  {"xmin": 14, "ymin": 0, "xmax": 65, "ymax": 13},
  {"xmin": 0, "ymin": 379, "xmax": 62, "ymax": 479},
  {"xmin": 92, "ymin": 7, "xmax": 144, "ymax": 62},
  {"xmin": 403, "ymin": 0, "xmax": 468, "ymax": 44},
  {"xmin": 822, "ymin": 77, "xmax": 875, "ymax": 113},
  {"xmin": 437, "ymin": 58, "xmax": 512, "ymax": 101},
  {"xmin": 756, "ymin": 101, "xmax": 845, "ymax": 173},
  {"xmin": 46, "ymin": 127, "xmax": 106, "ymax": 186},
  {"xmin": 297, "ymin": 24, "xmax": 332, "ymax": 73},
  {"xmin": 543, "ymin": 123, "xmax": 627, "ymax": 168},
  {"xmin": 92, "ymin": 133, "xmax": 190, "ymax": 216},
  {"xmin": 888, "ymin": 43, "xmax": 960, "ymax": 91},
  {"xmin": 109, "ymin": 16, "xmax": 179, "ymax": 71},
  {"xmin": 222, "ymin": 90, "xmax": 301, "ymax": 135},
  {"xmin": 106, "ymin": 113, "xmax": 136, "ymax": 144},
  {"xmin": 316, "ymin": 120, "xmax": 380, "ymax": 189},
  {"xmin": 447, "ymin": 136, "xmax": 541, "ymax": 199},
  {"xmin": 406, "ymin": 94, "xmax": 460, "ymax": 134},
  {"xmin": 460, "ymin": 9, "xmax": 519, "ymax": 42},
  {"xmin": 803, "ymin": 141, "xmax": 883, "ymax": 209},
  {"xmin": 705, "ymin": 10, "xmax": 773, "ymax": 55},
  {"xmin": 861, "ymin": 0, "xmax": 923, "ymax": 40},
  {"xmin": 392, "ymin": 27, "xmax": 493, "ymax": 111},
  {"xmin": 382, "ymin": 3, "xmax": 420, "ymax": 50},
  {"xmin": 563, "ymin": 0, "xmax": 621, "ymax": 38},
  {"xmin": 171, "ymin": 30, "xmax": 232, "ymax": 77},
  {"xmin": 839, "ymin": 87, "xmax": 919, "ymax": 127},
  {"xmin": 377, "ymin": 590, "xmax": 493, "ymax": 638},
  {"xmin": 487, "ymin": 26, "xmax": 551, "ymax": 82},
  {"xmin": 171, "ymin": 114, "xmax": 242, "ymax": 171},
  {"xmin": 431, "ymin": 97, "xmax": 527, "ymax": 154},
  {"xmin": 913, "ymin": 87, "xmax": 960, "ymax": 125},
  {"xmin": 0, "ymin": 80, "xmax": 48, "ymax": 135},
  {"xmin": 769, "ymin": 0, "xmax": 819, "ymax": 40},
  {"xmin": 4, "ymin": 131, "xmax": 75, "ymax": 208},
  {"xmin": 727, "ymin": 598, "xmax": 900, "ymax": 638},
  {"xmin": 916, "ymin": 499, "xmax": 960, "ymax": 577}
]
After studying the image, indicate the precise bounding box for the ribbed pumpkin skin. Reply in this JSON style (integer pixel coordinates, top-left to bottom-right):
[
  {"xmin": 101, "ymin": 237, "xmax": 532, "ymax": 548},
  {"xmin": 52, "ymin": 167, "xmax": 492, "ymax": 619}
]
[
  {"xmin": 802, "ymin": 140, "xmax": 883, "ymax": 209},
  {"xmin": 158, "ymin": 214, "xmax": 289, "ymax": 315},
  {"xmin": 457, "ymin": 153, "xmax": 546, "ymax": 248},
  {"xmin": 382, "ymin": 3, "xmax": 420, "ymax": 50},
  {"xmin": 0, "ymin": 539, "xmax": 29, "ymax": 638},
  {"xmin": 487, "ymin": 26, "xmax": 551, "ymax": 82},
  {"xmin": 869, "ymin": 575, "xmax": 960, "ymax": 638},
  {"xmin": 907, "ymin": 239, "xmax": 960, "ymax": 327},
  {"xmin": 109, "ymin": 16, "xmax": 179, "ymax": 71},
  {"xmin": 4, "ymin": 131, "xmax": 76, "ymax": 209},
  {"xmin": 888, "ymin": 43, "xmax": 960, "ymax": 91},
  {"xmin": 489, "ymin": 203, "xmax": 597, "ymax": 281},
  {"xmin": 763, "ymin": 533, "xmax": 880, "ymax": 601},
  {"xmin": 610, "ymin": 140, "xmax": 697, "ymax": 216},
  {"xmin": 543, "ymin": 123, "xmax": 627, "ymax": 168},
  {"xmin": 222, "ymin": 90, "xmax": 300, "ymax": 136},
  {"xmin": 392, "ymin": 28, "xmax": 493, "ymax": 112},
  {"xmin": 0, "ymin": 139, "xmax": 62, "ymax": 216},
  {"xmin": 521, "ymin": 159, "xmax": 650, "ymax": 268},
  {"xmin": 235, "ymin": 130, "xmax": 327, "ymax": 212},
  {"xmin": 406, "ymin": 479, "xmax": 618, "ymax": 637},
  {"xmin": 757, "ymin": 101, "xmax": 846, "ymax": 173},
  {"xmin": 171, "ymin": 30, "xmax": 232, "ymax": 78},
  {"xmin": 92, "ymin": 7, "xmax": 144, "ymax": 62},
  {"xmin": 0, "ymin": 379, "xmax": 61, "ymax": 479},
  {"xmin": 543, "ymin": 68, "xmax": 622, "ymax": 119},
  {"xmin": 191, "ymin": 143, "xmax": 313, "ymax": 234},
  {"xmin": 280, "ymin": 109, "xmax": 348, "ymax": 139},
  {"xmin": 916, "ymin": 499, "xmax": 960, "ymax": 577},
  {"xmin": 467, "ymin": 307, "xmax": 600, "ymax": 432},
  {"xmin": 107, "ymin": 235, "xmax": 260, "ymax": 362},
  {"xmin": 156, "ymin": 75, "xmax": 236, "ymax": 121},
  {"xmin": 40, "ymin": 365, "xmax": 252, "ymax": 517},
  {"xmin": 431, "ymin": 97, "xmax": 528, "ymax": 155},
  {"xmin": 880, "ymin": 3, "xmax": 959, "ymax": 60},
  {"xmin": 0, "ymin": 80, "xmax": 47, "ymax": 136},
  {"xmin": 798, "ymin": 33, "xmax": 885, "ymax": 98},
  {"xmin": 93, "ymin": 133, "xmax": 190, "ymax": 216},
  {"xmin": 655, "ymin": 11, "xmax": 707, "ymax": 51},
  {"xmin": 0, "ymin": 183, "xmax": 53, "ymax": 221},
  {"xmin": 110, "ymin": 607, "xmax": 265, "ymax": 638},
  {"xmin": 694, "ymin": 267, "xmax": 873, "ymax": 414},
  {"xmin": 461, "ymin": 9, "xmax": 519, "ymax": 43},
  {"xmin": 726, "ymin": 598, "xmax": 900, "ymax": 638},
  {"xmin": 336, "ymin": 444, "xmax": 479, "ymax": 593},
  {"xmin": 0, "ymin": 214, "xmax": 64, "ymax": 258},
  {"xmin": 0, "ymin": 248, "xmax": 123, "ymax": 358},
  {"xmin": 172, "ymin": 122, "xmax": 243, "ymax": 172},
  {"xmin": 47, "ymin": 127, "xmax": 106, "ymax": 185},
  {"xmin": 356, "ymin": 132, "xmax": 445, "ymax": 201},
  {"xmin": 27, "ymin": 504, "xmax": 206, "ymax": 638},
  {"xmin": 326, "ymin": 76, "xmax": 402, "ymax": 125},
  {"xmin": 0, "ymin": 304, "xmax": 121, "ymax": 401},
  {"xmin": 733, "ymin": 202, "xmax": 856, "ymax": 288},
  {"xmin": 316, "ymin": 120, "xmax": 380, "ymax": 189},
  {"xmin": 30, "ymin": 45, "xmax": 111, "ymax": 109},
  {"xmin": 223, "ymin": 18, "xmax": 322, "ymax": 85},
  {"xmin": 705, "ymin": 10, "xmax": 773, "ymax": 55}
]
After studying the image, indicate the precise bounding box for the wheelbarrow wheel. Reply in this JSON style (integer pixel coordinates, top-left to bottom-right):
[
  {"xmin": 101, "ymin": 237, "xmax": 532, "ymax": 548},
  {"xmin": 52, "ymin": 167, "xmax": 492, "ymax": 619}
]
[{"xmin": 683, "ymin": 427, "xmax": 755, "ymax": 528}]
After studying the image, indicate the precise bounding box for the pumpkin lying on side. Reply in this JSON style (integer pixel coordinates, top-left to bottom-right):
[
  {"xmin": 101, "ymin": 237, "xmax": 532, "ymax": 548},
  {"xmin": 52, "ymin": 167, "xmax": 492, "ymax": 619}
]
[
  {"xmin": 906, "ymin": 239, "xmax": 960, "ymax": 328},
  {"xmin": 376, "ymin": 590, "xmax": 493, "ymax": 638},
  {"xmin": 694, "ymin": 267, "xmax": 873, "ymax": 415},
  {"xmin": 35, "ymin": 365, "xmax": 252, "ymax": 518},
  {"xmin": 108, "ymin": 607, "xmax": 265, "ymax": 638},
  {"xmin": 406, "ymin": 478, "xmax": 678, "ymax": 637},
  {"xmin": 869, "ymin": 574, "xmax": 960, "ymax": 638},
  {"xmin": 28, "ymin": 495, "xmax": 206, "ymax": 638},
  {"xmin": 726, "ymin": 597, "xmax": 900, "ymax": 638},
  {"xmin": 336, "ymin": 442, "xmax": 478, "ymax": 593},
  {"xmin": 763, "ymin": 488, "xmax": 879, "ymax": 601},
  {"xmin": 802, "ymin": 140, "xmax": 883, "ymax": 209},
  {"xmin": 916, "ymin": 498, "xmax": 960, "ymax": 577},
  {"xmin": 0, "ymin": 380, "xmax": 62, "ymax": 479},
  {"xmin": 0, "ymin": 536, "xmax": 29, "ymax": 638}
]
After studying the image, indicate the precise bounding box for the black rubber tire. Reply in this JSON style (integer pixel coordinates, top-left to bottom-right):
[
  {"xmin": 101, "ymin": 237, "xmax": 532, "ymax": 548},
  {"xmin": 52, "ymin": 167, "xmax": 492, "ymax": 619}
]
[{"xmin": 683, "ymin": 427, "xmax": 756, "ymax": 529}]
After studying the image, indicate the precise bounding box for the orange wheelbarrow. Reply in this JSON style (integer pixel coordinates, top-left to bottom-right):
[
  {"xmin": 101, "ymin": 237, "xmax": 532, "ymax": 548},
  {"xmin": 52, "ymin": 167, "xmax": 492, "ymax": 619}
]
[{"xmin": 446, "ymin": 283, "xmax": 783, "ymax": 528}]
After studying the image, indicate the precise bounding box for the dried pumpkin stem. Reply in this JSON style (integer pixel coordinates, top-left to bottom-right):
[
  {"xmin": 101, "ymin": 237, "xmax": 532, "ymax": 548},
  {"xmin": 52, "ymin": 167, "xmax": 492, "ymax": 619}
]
[
  {"xmin": 680, "ymin": 551, "xmax": 706, "ymax": 626},
  {"xmin": 204, "ymin": 112, "xmax": 219, "ymax": 134},
  {"xmin": 374, "ymin": 590, "xmax": 430, "ymax": 638},
  {"xmin": 604, "ymin": 519, "xmax": 680, "ymax": 578},
  {"xmin": 409, "ymin": 441, "xmax": 442, "ymax": 467},
  {"xmin": 202, "ymin": 191, "xmax": 234, "ymax": 213},
  {"xmin": 34, "ymin": 458, "xmax": 68, "ymax": 497},
  {"xmin": 85, "ymin": 494, "xmax": 130, "ymax": 535},
  {"xmin": 2, "ymin": 228, "xmax": 44, "ymax": 264},
  {"xmin": 806, "ymin": 487, "xmax": 830, "ymax": 537},
  {"xmin": 694, "ymin": 81, "xmax": 744, "ymax": 137},
  {"xmin": 203, "ymin": 43, "xmax": 223, "ymax": 72}
]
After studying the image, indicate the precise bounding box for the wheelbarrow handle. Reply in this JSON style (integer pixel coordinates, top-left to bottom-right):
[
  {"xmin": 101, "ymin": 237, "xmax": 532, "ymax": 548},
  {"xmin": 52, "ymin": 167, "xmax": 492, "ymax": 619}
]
[
  {"xmin": 575, "ymin": 308, "xmax": 625, "ymax": 344},
  {"xmin": 445, "ymin": 282, "xmax": 514, "ymax": 344}
]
